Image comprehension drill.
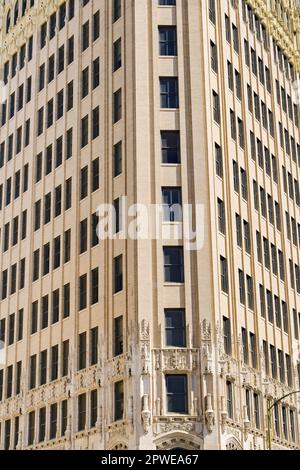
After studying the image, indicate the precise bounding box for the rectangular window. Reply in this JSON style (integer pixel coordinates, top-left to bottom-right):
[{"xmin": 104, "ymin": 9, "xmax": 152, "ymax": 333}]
[
  {"xmin": 166, "ymin": 375, "xmax": 188, "ymax": 414},
  {"xmin": 114, "ymin": 316, "xmax": 123, "ymax": 357},
  {"xmin": 160, "ymin": 78, "xmax": 179, "ymax": 108},
  {"xmin": 165, "ymin": 309, "xmax": 186, "ymax": 348},
  {"xmin": 164, "ymin": 247, "xmax": 184, "ymax": 283},
  {"xmin": 114, "ymin": 381, "xmax": 124, "ymax": 421}
]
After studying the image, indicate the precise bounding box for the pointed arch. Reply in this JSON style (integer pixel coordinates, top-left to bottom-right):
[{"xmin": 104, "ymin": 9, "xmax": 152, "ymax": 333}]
[
  {"xmin": 225, "ymin": 436, "xmax": 243, "ymax": 450},
  {"xmin": 106, "ymin": 439, "xmax": 129, "ymax": 451},
  {"xmin": 155, "ymin": 431, "xmax": 202, "ymax": 451}
]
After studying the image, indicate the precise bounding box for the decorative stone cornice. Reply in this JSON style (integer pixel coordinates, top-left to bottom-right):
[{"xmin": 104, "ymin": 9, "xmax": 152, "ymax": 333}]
[
  {"xmin": 245, "ymin": 0, "xmax": 300, "ymax": 70},
  {"xmin": 0, "ymin": 365, "xmax": 99, "ymax": 421},
  {"xmin": 1, "ymin": 0, "xmax": 300, "ymax": 70},
  {"xmin": 0, "ymin": 0, "xmax": 67, "ymax": 66}
]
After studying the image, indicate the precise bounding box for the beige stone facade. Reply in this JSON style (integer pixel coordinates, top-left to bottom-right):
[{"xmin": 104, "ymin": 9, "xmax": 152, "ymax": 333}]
[{"xmin": 0, "ymin": 0, "xmax": 300, "ymax": 451}]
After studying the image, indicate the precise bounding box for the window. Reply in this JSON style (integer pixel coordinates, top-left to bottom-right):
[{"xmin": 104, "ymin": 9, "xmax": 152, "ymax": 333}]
[
  {"xmin": 160, "ymin": 78, "xmax": 179, "ymax": 108},
  {"xmin": 114, "ymin": 255, "xmax": 123, "ymax": 293},
  {"xmin": 41, "ymin": 295, "xmax": 48, "ymax": 329},
  {"xmin": 92, "ymin": 158, "xmax": 100, "ymax": 192},
  {"xmin": 82, "ymin": 21, "xmax": 90, "ymax": 51},
  {"xmin": 50, "ymin": 407, "xmax": 58, "ymax": 442},
  {"xmin": 31, "ymin": 302, "xmax": 38, "ymax": 335},
  {"xmin": 217, "ymin": 198, "xmax": 226, "ymax": 235},
  {"xmin": 90, "ymin": 327, "xmax": 98, "ymax": 366},
  {"xmin": 91, "ymin": 390, "xmax": 98, "ymax": 428},
  {"xmin": 32, "ymin": 250, "xmax": 40, "ymax": 282},
  {"xmin": 210, "ymin": 41, "xmax": 218, "ymax": 73},
  {"xmin": 253, "ymin": 393, "xmax": 260, "ymax": 429},
  {"xmin": 92, "ymin": 106, "xmax": 100, "ymax": 139},
  {"xmin": 166, "ymin": 375, "xmax": 188, "ymax": 414},
  {"xmin": 79, "ymin": 274, "xmax": 87, "ymax": 311},
  {"xmin": 226, "ymin": 381, "xmax": 233, "ymax": 419},
  {"xmin": 161, "ymin": 131, "xmax": 180, "ymax": 164},
  {"xmin": 91, "ymin": 268, "xmax": 99, "ymax": 305},
  {"xmin": 57, "ymin": 90, "xmax": 64, "ymax": 120},
  {"xmin": 165, "ymin": 309, "xmax": 186, "ymax": 348},
  {"xmin": 113, "ymin": 89, "xmax": 122, "ymax": 123},
  {"xmin": 113, "ymin": 0, "xmax": 122, "ymax": 22},
  {"xmin": 63, "ymin": 284, "xmax": 70, "ymax": 319},
  {"xmin": 80, "ymin": 219, "xmax": 88, "ymax": 254},
  {"xmin": 62, "ymin": 340, "xmax": 69, "ymax": 376},
  {"xmin": 215, "ymin": 143, "xmax": 223, "ymax": 177},
  {"xmin": 80, "ymin": 166, "xmax": 88, "ymax": 199},
  {"xmin": 113, "ymin": 38, "xmax": 122, "ymax": 71},
  {"xmin": 29, "ymin": 355, "xmax": 37, "ymax": 390},
  {"xmin": 93, "ymin": 57, "xmax": 100, "ymax": 88},
  {"xmin": 91, "ymin": 213, "xmax": 99, "ymax": 247},
  {"xmin": 114, "ymin": 198, "xmax": 122, "ymax": 234},
  {"xmin": 159, "ymin": 26, "xmax": 177, "ymax": 56},
  {"xmin": 223, "ymin": 316, "xmax": 231, "ymax": 355},
  {"xmin": 52, "ymin": 290, "xmax": 60, "ymax": 324},
  {"xmin": 220, "ymin": 257, "xmax": 229, "ymax": 293},
  {"xmin": 78, "ymin": 394, "xmax": 86, "ymax": 431},
  {"xmin": 250, "ymin": 333, "xmax": 257, "ymax": 368},
  {"xmin": 290, "ymin": 410, "xmax": 296, "ymax": 442},
  {"xmin": 164, "ymin": 247, "xmax": 184, "ymax": 283},
  {"xmin": 93, "ymin": 11, "xmax": 100, "ymax": 41},
  {"xmin": 162, "ymin": 187, "xmax": 182, "ymax": 222},
  {"xmin": 213, "ymin": 91, "xmax": 220, "ymax": 123},
  {"xmin": 247, "ymin": 276, "xmax": 254, "ymax": 310},
  {"xmin": 53, "ymin": 237, "xmax": 61, "ymax": 270},
  {"xmin": 28, "ymin": 411, "xmax": 35, "ymax": 446},
  {"xmin": 114, "ymin": 381, "xmax": 124, "ymax": 421},
  {"xmin": 114, "ymin": 141, "xmax": 122, "ymax": 176},
  {"xmin": 114, "ymin": 316, "xmax": 123, "ymax": 357},
  {"xmin": 58, "ymin": 45, "xmax": 65, "ymax": 74},
  {"xmin": 270, "ymin": 345, "xmax": 277, "ymax": 379},
  {"xmin": 78, "ymin": 332, "xmax": 87, "ymax": 370},
  {"xmin": 82, "ymin": 67, "xmax": 89, "ymax": 99},
  {"xmin": 51, "ymin": 345, "xmax": 59, "ymax": 381},
  {"xmin": 44, "ymin": 193, "xmax": 51, "ymax": 224},
  {"xmin": 46, "ymin": 98, "xmax": 54, "ymax": 128},
  {"xmin": 81, "ymin": 116, "xmax": 89, "ymax": 148},
  {"xmin": 68, "ymin": 36, "xmax": 74, "ymax": 64},
  {"xmin": 59, "ymin": 2, "xmax": 66, "ymax": 29},
  {"xmin": 67, "ymin": 81, "xmax": 73, "ymax": 111}
]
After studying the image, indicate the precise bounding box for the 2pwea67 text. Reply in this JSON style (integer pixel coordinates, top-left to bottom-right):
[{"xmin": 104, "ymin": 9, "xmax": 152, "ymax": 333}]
[{"xmin": 144, "ymin": 454, "xmax": 199, "ymax": 465}]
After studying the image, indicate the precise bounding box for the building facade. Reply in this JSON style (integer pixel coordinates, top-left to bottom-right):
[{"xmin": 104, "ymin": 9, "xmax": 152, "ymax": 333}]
[{"xmin": 0, "ymin": 0, "xmax": 300, "ymax": 451}]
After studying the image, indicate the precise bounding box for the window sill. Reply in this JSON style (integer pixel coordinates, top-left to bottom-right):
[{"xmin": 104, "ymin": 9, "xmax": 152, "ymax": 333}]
[
  {"xmin": 164, "ymin": 283, "xmax": 185, "ymax": 287},
  {"xmin": 161, "ymin": 163, "xmax": 181, "ymax": 168},
  {"xmin": 159, "ymin": 55, "xmax": 178, "ymax": 59}
]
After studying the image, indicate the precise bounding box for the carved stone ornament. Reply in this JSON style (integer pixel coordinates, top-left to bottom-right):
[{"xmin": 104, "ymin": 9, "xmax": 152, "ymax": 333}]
[
  {"xmin": 205, "ymin": 394, "xmax": 215, "ymax": 433},
  {"xmin": 141, "ymin": 395, "xmax": 152, "ymax": 434}
]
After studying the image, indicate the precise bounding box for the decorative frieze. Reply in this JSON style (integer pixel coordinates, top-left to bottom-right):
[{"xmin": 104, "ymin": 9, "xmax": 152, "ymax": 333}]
[
  {"xmin": 245, "ymin": 0, "xmax": 300, "ymax": 69},
  {"xmin": 0, "ymin": 0, "xmax": 67, "ymax": 64},
  {"xmin": 153, "ymin": 416, "xmax": 201, "ymax": 436},
  {"xmin": 153, "ymin": 348, "xmax": 200, "ymax": 372},
  {"xmin": 74, "ymin": 365, "xmax": 98, "ymax": 391}
]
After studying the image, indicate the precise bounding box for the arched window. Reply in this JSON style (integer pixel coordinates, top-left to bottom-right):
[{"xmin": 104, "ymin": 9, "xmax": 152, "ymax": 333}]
[
  {"xmin": 14, "ymin": 1, "xmax": 19, "ymax": 25},
  {"xmin": 6, "ymin": 10, "xmax": 11, "ymax": 34},
  {"xmin": 22, "ymin": 0, "xmax": 27, "ymax": 16}
]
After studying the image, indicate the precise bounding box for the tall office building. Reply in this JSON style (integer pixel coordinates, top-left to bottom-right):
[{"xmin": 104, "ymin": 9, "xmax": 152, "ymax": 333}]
[{"xmin": 0, "ymin": 0, "xmax": 300, "ymax": 451}]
